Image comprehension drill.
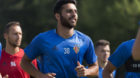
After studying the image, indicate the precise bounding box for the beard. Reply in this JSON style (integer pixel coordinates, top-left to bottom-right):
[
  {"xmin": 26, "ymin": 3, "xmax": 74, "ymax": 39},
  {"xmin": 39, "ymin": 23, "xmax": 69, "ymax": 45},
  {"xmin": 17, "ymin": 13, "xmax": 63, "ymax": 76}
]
[
  {"xmin": 60, "ymin": 14, "xmax": 77, "ymax": 29},
  {"xmin": 8, "ymin": 37, "xmax": 21, "ymax": 48}
]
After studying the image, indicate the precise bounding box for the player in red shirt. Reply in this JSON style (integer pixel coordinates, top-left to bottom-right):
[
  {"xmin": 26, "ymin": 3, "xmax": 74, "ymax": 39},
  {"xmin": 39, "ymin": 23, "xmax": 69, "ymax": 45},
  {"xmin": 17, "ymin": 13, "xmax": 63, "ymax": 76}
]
[{"xmin": 0, "ymin": 21, "xmax": 37, "ymax": 78}]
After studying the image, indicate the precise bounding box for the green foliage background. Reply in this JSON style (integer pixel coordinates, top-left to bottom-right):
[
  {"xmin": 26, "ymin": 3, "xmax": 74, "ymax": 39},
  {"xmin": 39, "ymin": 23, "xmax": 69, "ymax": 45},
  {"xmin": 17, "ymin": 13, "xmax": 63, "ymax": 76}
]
[{"xmin": 0, "ymin": 0, "xmax": 139, "ymax": 53}]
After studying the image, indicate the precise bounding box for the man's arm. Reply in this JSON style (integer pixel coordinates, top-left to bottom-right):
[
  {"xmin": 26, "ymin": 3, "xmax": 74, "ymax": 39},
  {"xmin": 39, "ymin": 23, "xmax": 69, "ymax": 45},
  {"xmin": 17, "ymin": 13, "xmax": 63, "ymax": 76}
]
[
  {"xmin": 20, "ymin": 54, "xmax": 56, "ymax": 78},
  {"xmin": 102, "ymin": 61, "xmax": 116, "ymax": 78},
  {"xmin": 86, "ymin": 61, "xmax": 98, "ymax": 77},
  {"xmin": 132, "ymin": 28, "xmax": 140, "ymax": 60},
  {"xmin": 75, "ymin": 61, "xmax": 98, "ymax": 77},
  {"xmin": 0, "ymin": 73, "xmax": 8, "ymax": 78}
]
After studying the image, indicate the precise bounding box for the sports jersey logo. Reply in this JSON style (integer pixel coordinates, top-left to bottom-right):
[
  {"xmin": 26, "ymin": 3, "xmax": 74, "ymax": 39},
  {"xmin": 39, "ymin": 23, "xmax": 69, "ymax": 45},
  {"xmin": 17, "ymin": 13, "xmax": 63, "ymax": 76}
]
[
  {"xmin": 73, "ymin": 45, "xmax": 80, "ymax": 54},
  {"xmin": 11, "ymin": 61, "xmax": 16, "ymax": 67}
]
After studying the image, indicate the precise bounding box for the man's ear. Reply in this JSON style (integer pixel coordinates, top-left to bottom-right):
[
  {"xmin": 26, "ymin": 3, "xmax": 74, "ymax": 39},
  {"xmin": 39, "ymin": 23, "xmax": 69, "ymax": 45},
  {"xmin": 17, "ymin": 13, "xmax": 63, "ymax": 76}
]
[{"xmin": 55, "ymin": 13, "xmax": 60, "ymax": 21}]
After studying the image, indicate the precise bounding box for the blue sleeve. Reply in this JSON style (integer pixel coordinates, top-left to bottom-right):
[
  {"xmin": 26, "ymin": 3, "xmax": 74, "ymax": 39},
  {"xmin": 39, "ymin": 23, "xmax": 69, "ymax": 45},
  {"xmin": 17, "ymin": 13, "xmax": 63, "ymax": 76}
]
[
  {"xmin": 84, "ymin": 38, "xmax": 97, "ymax": 64},
  {"xmin": 24, "ymin": 35, "xmax": 42, "ymax": 60},
  {"xmin": 109, "ymin": 42, "xmax": 131, "ymax": 68}
]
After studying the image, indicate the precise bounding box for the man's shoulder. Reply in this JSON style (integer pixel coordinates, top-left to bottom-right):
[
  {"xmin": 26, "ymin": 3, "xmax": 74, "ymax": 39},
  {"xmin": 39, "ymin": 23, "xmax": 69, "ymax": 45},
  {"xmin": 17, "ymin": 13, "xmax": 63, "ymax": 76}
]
[
  {"xmin": 19, "ymin": 48, "xmax": 24, "ymax": 53},
  {"xmin": 120, "ymin": 39, "xmax": 135, "ymax": 48},
  {"xmin": 34, "ymin": 29, "xmax": 55, "ymax": 40},
  {"xmin": 114, "ymin": 39, "xmax": 135, "ymax": 56},
  {"xmin": 123, "ymin": 39, "xmax": 135, "ymax": 44},
  {"xmin": 37, "ymin": 29, "xmax": 52, "ymax": 35},
  {"xmin": 75, "ymin": 30, "xmax": 91, "ymax": 40}
]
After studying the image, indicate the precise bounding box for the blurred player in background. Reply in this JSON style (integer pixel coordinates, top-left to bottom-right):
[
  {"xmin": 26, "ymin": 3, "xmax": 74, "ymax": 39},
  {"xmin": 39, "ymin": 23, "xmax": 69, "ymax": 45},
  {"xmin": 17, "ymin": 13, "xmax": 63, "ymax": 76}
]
[
  {"xmin": 95, "ymin": 39, "xmax": 116, "ymax": 78},
  {"xmin": 0, "ymin": 21, "xmax": 38, "ymax": 78}
]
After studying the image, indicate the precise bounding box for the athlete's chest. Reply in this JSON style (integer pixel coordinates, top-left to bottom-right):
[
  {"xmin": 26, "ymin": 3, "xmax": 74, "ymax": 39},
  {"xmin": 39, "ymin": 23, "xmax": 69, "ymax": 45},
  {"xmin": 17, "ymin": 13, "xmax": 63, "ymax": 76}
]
[
  {"xmin": 0, "ymin": 55, "xmax": 22, "ymax": 72},
  {"xmin": 42, "ymin": 37, "xmax": 88, "ymax": 56}
]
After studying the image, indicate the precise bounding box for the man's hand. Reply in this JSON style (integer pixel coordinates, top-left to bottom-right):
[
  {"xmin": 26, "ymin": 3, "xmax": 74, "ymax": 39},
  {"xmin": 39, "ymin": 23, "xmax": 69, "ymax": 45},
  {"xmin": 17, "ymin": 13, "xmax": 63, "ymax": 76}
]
[
  {"xmin": 75, "ymin": 61, "xmax": 89, "ymax": 77},
  {"xmin": 45, "ymin": 73, "xmax": 56, "ymax": 78},
  {"xmin": 0, "ymin": 73, "xmax": 8, "ymax": 78},
  {"xmin": 36, "ymin": 73, "xmax": 56, "ymax": 78}
]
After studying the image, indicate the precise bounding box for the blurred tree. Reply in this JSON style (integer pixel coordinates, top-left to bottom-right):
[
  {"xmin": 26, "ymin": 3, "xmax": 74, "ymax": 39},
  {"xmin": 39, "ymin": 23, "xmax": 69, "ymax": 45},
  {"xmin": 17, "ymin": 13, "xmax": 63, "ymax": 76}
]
[
  {"xmin": 78, "ymin": 0, "xmax": 140, "ymax": 51},
  {"xmin": 0, "ymin": 0, "xmax": 140, "ymax": 50}
]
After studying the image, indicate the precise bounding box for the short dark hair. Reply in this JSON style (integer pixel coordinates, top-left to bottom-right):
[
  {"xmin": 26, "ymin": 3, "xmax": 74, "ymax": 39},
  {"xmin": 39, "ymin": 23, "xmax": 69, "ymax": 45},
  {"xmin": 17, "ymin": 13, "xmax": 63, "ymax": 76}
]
[
  {"xmin": 94, "ymin": 39, "xmax": 110, "ymax": 49},
  {"xmin": 4, "ymin": 21, "xmax": 21, "ymax": 33},
  {"xmin": 53, "ymin": 0, "xmax": 77, "ymax": 14}
]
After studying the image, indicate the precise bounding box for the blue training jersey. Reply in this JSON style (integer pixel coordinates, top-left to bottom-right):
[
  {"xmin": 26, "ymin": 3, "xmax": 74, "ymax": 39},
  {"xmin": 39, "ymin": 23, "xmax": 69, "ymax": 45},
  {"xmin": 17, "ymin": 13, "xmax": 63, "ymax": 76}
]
[
  {"xmin": 0, "ymin": 42, "xmax": 2, "ymax": 58},
  {"xmin": 109, "ymin": 39, "xmax": 140, "ymax": 78},
  {"xmin": 24, "ymin": 29, "xmax": 97, "ymax": 78}
]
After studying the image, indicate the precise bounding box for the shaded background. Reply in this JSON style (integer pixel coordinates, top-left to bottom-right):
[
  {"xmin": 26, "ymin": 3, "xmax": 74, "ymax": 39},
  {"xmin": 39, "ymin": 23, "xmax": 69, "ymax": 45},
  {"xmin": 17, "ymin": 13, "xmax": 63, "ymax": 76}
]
[
  {"xmin": 0, "ymin": 0, "xmax": 140, "ymax": 50},
  {"xmin": 0, "ymin": 0, "xmax": 140, "ymax": 77}
]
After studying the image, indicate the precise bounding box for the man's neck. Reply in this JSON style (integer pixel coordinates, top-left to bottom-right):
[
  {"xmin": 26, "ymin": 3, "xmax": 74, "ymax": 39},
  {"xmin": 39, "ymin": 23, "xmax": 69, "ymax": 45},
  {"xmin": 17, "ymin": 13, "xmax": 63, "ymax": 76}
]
[
  {"xmin": 5, "ymin": 45, "xmax": 20, "ymax": 55},
  {"xmin": 56, "ymin": 25, "xmax": 74, "ymax": 39},
  {"xmin": 98, "ymin": 59, "xmax": 108, "ymax": 68}
]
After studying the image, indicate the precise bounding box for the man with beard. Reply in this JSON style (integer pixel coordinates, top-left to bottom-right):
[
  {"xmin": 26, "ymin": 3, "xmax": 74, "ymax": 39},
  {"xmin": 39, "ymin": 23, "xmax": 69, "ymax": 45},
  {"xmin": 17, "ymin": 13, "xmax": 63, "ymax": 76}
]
[
  {"xmin": 95, "ymin": 40, "xmax": 116, "ymax": 78},
  {"xmin": 0, "ymin": 21, "xmax": 38, "ymax": 78},
  {"xmin": 20, "ymin": 0, "xmax": 98, "ymax": 78}
]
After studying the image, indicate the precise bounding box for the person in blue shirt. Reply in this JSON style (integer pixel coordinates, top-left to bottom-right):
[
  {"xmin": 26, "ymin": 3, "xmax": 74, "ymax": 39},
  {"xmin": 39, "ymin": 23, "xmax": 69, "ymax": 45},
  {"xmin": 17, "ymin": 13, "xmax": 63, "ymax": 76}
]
[
  {"xmin": 103, "ymin": 39, "xmax": 140, "ymax": 78},
  {"xmin": 132, "ymin": 28, "xmax": 140, "ymax": 60},
  {"xmin": 95, "ymin": 39, "xmax": 116, "ymax": 78},
  {"xmin": 20, "ymin": 0, "xmax": 98, "ymax": 78}
]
